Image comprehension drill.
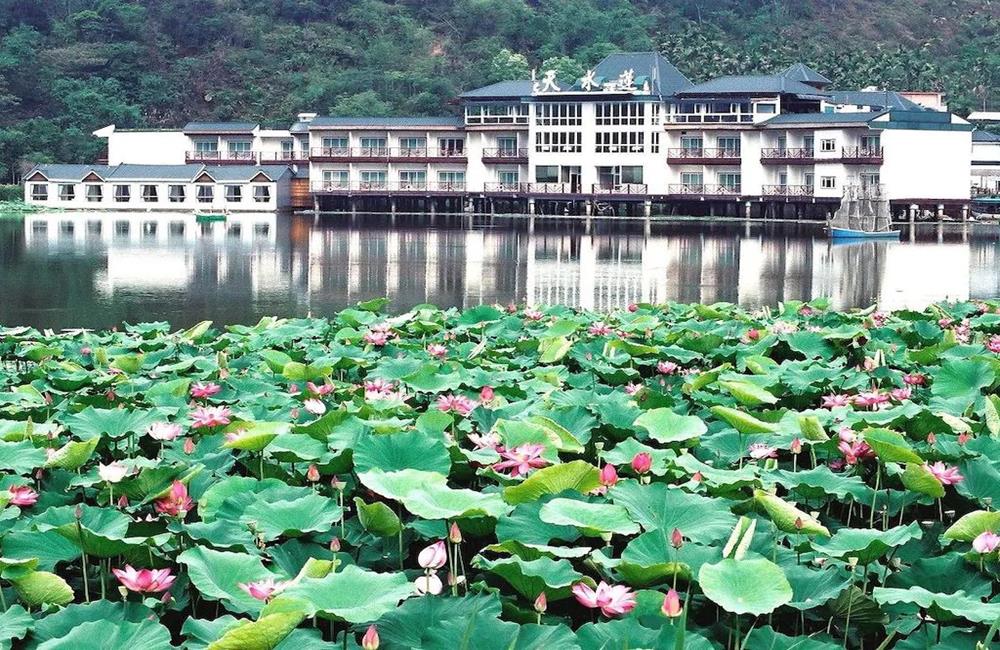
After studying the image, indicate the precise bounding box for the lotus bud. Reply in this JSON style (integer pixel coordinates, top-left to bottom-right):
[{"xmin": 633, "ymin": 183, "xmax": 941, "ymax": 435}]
[
  {"xmin": 306, "ymin": 464, "xmax": 320, "ymax": 482},
  {"xmin": 117, "ymin": 494, "xmax": 129, "ymax": 508},
  {"xmin": 449, "ymin": 522, "xmax": 462, "ymax": 544},
  {"xmin": 329, "ymin": 537, "xmax": 341, "ymax": 552},
  {"xmin": 479, "ymin": 386, "xmax": 495, "ymax": 402},
  {"xmin": 160, "ymin": 590, "xmax": 172, "ymax": 604},
  {"xmin": 691, "ymin": 471, "xmax": 703, "ymax": 483},
  {"xmin": 361, "ymin": 625, "xmax": 380, "ymax": 650},
  {"xmin": 670, "ymin": 528, "xmax": 683, "ymax": 549},
  {"xmin": 958, "ymin": 432, "xmax": 971, "ymax": 445},
  {"xmin": 661, "ymin": 588, "xmax": 682, "ymax": 618},
  {"xmin": 118, "ymin": 585, "xmax": 128, "ymax": 598},
  {"xmin": 534, "ymin": 591, "xmax": 547, "ymax": 613},
  {"xmin": 631, "ymin": 452, "xmax": 652, "ymax": 475},
  {"xmin": 599, "ymin": 464, "xmax": 618, "ymax": 488},
  {"xmin": 75, "ymin": 504, "xmax": 83, "ymax": 520},
  {"xmin": 926, "ymin": 432, "xmax": 937, "ymax": 445},
  {"xmin": 794, "ymin": 516, "xmax": 804, "ymax": 530},
  {"xmin": 790, "ymin": 438, "xmax": 802, "ymax": 454},
  {"xmin": 183, "ymin": 438, "xmax": 195, "ymax": 454},
  {"xmin": 331, "ymin": 475, "xmax": 345, "ymax": 491},
  {"xmin": 418, "ymin": 540, "xmax": 447, "ymax": 570},
  {"xmin": 628, "ymin": 303, "xmax": 638, "ymax": 312}
]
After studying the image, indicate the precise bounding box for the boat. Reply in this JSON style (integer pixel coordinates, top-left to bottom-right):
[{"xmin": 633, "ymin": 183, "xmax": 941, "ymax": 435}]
[
  {"xmin": 195, "ymin": 212, "xmax": 227, "ymax": 223},
  {"xmin": 826, "ymin": 185, "xmax": 899, "ymax": 240}
]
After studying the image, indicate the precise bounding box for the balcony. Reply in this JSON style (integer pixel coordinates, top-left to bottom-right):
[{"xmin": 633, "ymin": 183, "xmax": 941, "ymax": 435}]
[
  {"xmin": 309, "ymin": 147, "xmax": 467, "ymax": 163},
  {"xmin": 762, "ymin": 184, "xmax": 815, "ymax": 198},
  {"xmin": 186, "ymin": 151, "xmax": 257, "ymax": 164},
  {"xmin": 841, "ymin": 146, "xmax": 883, "ymax": 164},
  {"xmin": 259, "ymin": 151, "xmax": 310, "ymax": 164},
  {"xmin": 667, "ymin": 113, "xmax": 754, "ymax": 124},
  {"xmin": 310, "ymin": 181, "xmax": 467, "ymax": 194},
  {"xmin": 482, "ymin": 148, "xmax": 529, "ymax": 164},
  {"xmin": 760, "ymin": 148, "xmax": 815, "ymax": 164},
  {"xmin": 668, "ymin": 183, "xmax": 742, "ymax": 197},
  {"xmin": 592, "ymin": 183, "xmax": 648, "ymax": 195},
  {"xmin": 482, "ymin": 182, "xmax": 579, "ymax": 195},
  {"xmin": 667, "ymin": 148, "xmax": 741, "ymax": 165}
]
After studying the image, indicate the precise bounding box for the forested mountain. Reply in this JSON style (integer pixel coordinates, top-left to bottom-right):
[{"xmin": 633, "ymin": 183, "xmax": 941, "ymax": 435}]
[{"xmin": 0, "ymin": 0, "xmax": 997, "ymax": 179}]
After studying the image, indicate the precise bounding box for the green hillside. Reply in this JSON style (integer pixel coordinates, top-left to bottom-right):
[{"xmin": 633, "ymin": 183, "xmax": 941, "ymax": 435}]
[{"xmin": 0, "ymin": 0, "xmax": 996, "ymax": 179}]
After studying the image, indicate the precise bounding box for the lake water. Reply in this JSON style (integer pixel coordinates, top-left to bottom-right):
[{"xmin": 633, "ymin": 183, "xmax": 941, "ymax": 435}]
[{"xmin": 2, "ymin": 211, "xmax": 999, "ymax": 329}]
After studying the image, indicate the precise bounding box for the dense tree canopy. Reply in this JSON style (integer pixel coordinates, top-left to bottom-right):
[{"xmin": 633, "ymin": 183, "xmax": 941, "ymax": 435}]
[{"xmin": 0, "ymin": 0, "xmax": 997, "ymax": 180}]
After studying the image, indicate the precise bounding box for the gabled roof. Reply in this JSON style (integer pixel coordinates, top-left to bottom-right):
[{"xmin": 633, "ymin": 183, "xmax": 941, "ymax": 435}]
[
  {"xmin": 25, "ymin": 163, "xmax": 291, "ymax": 183},
  {"xmin": 761, "ymin": 111, "xmax": 882, "ymax": 127},
  {"xmin": 678, "ymin": 75, "xmax": 829, "ymax": 99},
  {"xmin": 307, "ymin": 116, "xmax": 463, "ymax": 129},
  {"xmin": 827, "ymin": 91, "xmax": 925, "ymax": 112},
  {"xmin": 973, "ymin": 130, "xmax": 1000, "ymax": 142},
  {"xmin": 105, "ymin": 164, "xmax": 205, "ymax": 181},
  {"xmin": 590, "ymin": 51, "xmax": 692, "ymax": 96},
  {"xmin": 781, "ymin": 63, "xmax": 832, "ymax": 87},
  {"xmin": 201, "ymin": 165, "xmax": 289, "ymax": 182},
  {"xmin": 183, "ymin": 121, "xmax": 258, "ymax": 135},
  {"xmin": 26, "ymin": 164, "xmax": 116, "ymax": 182},
  {"xmin": 460, "ymin": 80, "xmax": 533, "ymax": 100}
]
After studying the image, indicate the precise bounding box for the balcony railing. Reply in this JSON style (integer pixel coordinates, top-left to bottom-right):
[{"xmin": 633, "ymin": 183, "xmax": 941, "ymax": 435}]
[
  {"xmin": 667, "ymin": 114, "xmax": 754, "ymax": 124},
  {"xmin": 186, "ymin": 150, "xmax": 256, "ymax": 163},
  {"xmin": 668, "ymin": 183, "xmax": 742, "ymax": 196},
  {"xmin": 972, "ymin": 186, "xmax": 1000, "ymax": 198},
  {"xmin": 667, "ymin": 148, "xmax": 741, "ymax": 164},
  {"xmin": 760, "ymin": 148, "xmax": 815, "ymax": 162},
  {"xmin": 762, "ymin": 184, "xmax": 815, "ymax": 197},
  {"xmin": 310, "ymin": 181, "xmax": 467, "ymax": 193},
  {"xmin": 259, "ymin": 151, "xmax": 310, "ymax": 163},
  {"xmin": 841, "ymin": 146, "xmax": 883, "ymax": 164},
  {"xmin": 592, "ymin": 183, "xmax": 648, "ymax": 195},
  {"xmin": 309, "ymin": 147, "xmax": 467, "ymax": 161},
  {"xmin": 482, "ymin": 147, "xmax": 529, "ymax": 162}
]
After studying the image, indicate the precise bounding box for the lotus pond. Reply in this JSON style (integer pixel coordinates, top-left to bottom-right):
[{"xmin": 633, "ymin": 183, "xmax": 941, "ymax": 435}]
[{"xmin": 0, "ymin": 299, "xmax": 999, "ymax": 649}]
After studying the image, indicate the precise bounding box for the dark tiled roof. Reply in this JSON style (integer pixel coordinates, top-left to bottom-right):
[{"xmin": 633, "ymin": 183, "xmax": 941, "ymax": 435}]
[
  {"xmin": 460, "ymin": 80, "xmax": 533, "ymax": 99},
  {"xmin": 678, "ymin": 75, "xmax": 829, "ymax": 98},
  {"xmin": 183, "ymin": 121, "xmax": 258, "ymax": 134},
  {"xmin": 307, "ymin": 116, "xmax": 464, "ymax": 128},
  {"xmin": 973, "ymin": 130, "xmax": 1000, "ymax": 142},
  {"xmin": 828, "ymin": 91, "xmax": 925, "ymax": 112},
  {"xmin": 106, "ymin": 164, "xmax": 205, "ymax": 180},
  {"xmin": 761, "ymin": 111, "xmax": 882, "ymax": 127},
  {"xmin": 591, "ymin": 52, "xmax": 692, "ymax": 96},
  {"xmin": 198, "ymin": 165, "xmax": 290, "ymax": 182},
  {"xmin": 781, "ymin": 63, "xmax": 832, "ymax": 86},
  {"xmin": 27, "ymin": 163, "xmax": 290, "ymax": 182},
  {"xmin": 27, "ymin": 164, "xmax": 116, "ymax": 182}
]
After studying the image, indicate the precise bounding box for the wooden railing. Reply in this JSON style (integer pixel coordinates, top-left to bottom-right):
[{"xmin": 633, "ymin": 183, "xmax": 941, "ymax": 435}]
[
  {"xmin": 482, "ymin": 147, "xmax": 529, "ymax": 161},
  {"xmin": 186, "ymin": 151, "xmax": 256, "ymax": 163},
  {"xmin": 309, "ymin": 147, "xmax": 466, "ymax": 160},
  {"xmin": 762, "ymin": 184, "xmax": 815, "ymax": 197},
  {"xmin": 841, "ymin": 146, "xmax": 883, "ymax": 163},
  {"xmin": 259, "ymin": 151, "xmax": 310, "ymax": 162},
  {"xmin": 760, "ymin": 148, "xmax": 815, "ymax": 160},
  {"xmin": 668, "ymin": 183, "xmax": 742, "ymax": 196},
  {"xmin": 592, "ymin": 183, "xmax": 648, "ymax": 195},
  {"xmin": 310, "ymin": 181, "xmax": 467, "ymax": 193},
  {"xmin": 667, "ymin": 148, "xmax": 741, "ymax": 163}
]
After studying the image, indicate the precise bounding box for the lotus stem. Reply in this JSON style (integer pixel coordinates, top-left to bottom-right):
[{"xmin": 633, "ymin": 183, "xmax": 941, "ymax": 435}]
[
  {"xmin": 869, "ymin": 464, "xmax": 881, "ymax": 528},
  {"xmin": 0, "ymin": 583, "xmax": 7, "ymax": 611}
]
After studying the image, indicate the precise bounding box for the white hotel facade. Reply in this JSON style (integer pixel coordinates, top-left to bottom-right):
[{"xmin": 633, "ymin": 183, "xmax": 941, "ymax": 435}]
[{"xmin": 24, "ymin": 52, "xmax": 977, "ymax": 218}]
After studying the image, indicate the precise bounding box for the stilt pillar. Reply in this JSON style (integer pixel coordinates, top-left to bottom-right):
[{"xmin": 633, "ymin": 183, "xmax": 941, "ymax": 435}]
[{"xmin": 961, "ymin": 204, "xmax": 969, "ymax": 222}]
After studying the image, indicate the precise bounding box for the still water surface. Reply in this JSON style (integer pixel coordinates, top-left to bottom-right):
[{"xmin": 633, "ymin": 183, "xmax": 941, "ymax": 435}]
[{"xmin": 2, "ymin": 212, "xmax": 999, "ymax": 329}]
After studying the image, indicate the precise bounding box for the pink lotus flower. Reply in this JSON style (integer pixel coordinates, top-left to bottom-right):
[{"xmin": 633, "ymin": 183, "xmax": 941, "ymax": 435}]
[
  {"xmin": 363, "ymin": 330, "xmax": 391, "ymax": 346},
  {"xmin": 190, "ymin": 382, "xmax": 221, "ymax": 399},
  {"xmin": 671, "ymin": 528, "xmax": 684, "ymax": 549},
  {"xmin": 417, "ymin": 541, "xmax": 448, "ymax": 570},
  {"xmin": 303, "ymin": 398, "xmax": 326, "ymax": 416},
  {"xmin": 631, "ymin": 452, "xmax": 652, "ymax": 475},
  {"xmin": 748, "ymin": 443, "xmax": 777, "ymax": 460},
  {"xmin": 770, "ymin": 321, "xmax": 798, "ymax": 335},
  {"xmin": 467, "ymin": 431, "xmax": 502, "ymax": 450},
  {"xmin": 8, "ymin": 485, "xmax": 38, "ymax": 507},
  {"xmin": 938, "ymin": 317, "xmax": 954, "ymax": 328},
  {"xmin": 853, "ymin": 391, "xmax": 890, "ymax": 410},
  {"xmin": 288, "ymin": 384, "xmax": 301, "ymax": 396},
  {"xmin": 870, "ymin": 311, "xmax": 889, "ymax": 327},
  {"xmin": 662, "ymin": 588, "xmax": 682, "ymax": 618},
  {"xmin": 183, "ymin": 438, "xmax": 196, "ymax": 454},
  {"xmin": 656, "ymin": 360, "xmax": 679, "ymax": 375},
  {"xmin": 524, "ymin": 308, "xmax": 544, "ymax": 321},
  {"xmin": 599, "ymin": 464, "xmax": 618, "ymax": 488},
  {"xmin": 953, "ymin": 322, "xmax": 971, "ymax": 343},
  {"xmin": 306, "ymin": 381, "xmax": 333, "ymax": 396},
  {"xmin": 790, "ymin": 438, "xmax": 803, "ymax": 454},
  {"xmin": 588, "ymin": 322, "xmax": 614, "ymax": 336},
  {"xmin": 479, "ymin": 386, "xmax": 495, "ymax": 402},
  {"xmin": 988, "ymin": 335, "xmax": 1000, "ymax": 354},
  {"xmin": 821, "ymin": 393, "xmax": 853, "ymax": 408},
  {"xmin": 493, "ymin": 444, "xmax": 549, "ymax": 477},
  {"xmin": 306, "ymin": 464, "xmax": 320, "ymax": 482},
  {"xmin": 190, "ymin": 405, "xmax": 231, "ymax": 429},
  {"xmin": 534, "ymin": 592, "xmax": 547, "ymax": 613},
  {"xmin": 972, "ymin": 531, "xmax": 1000, "ymax": 554},
  {"xmin": 624, "ymin": 383, "xmax": 642, "ymax": 396},
  {"xmin": 98, "ymin": 462, "xmax": 129, "ymax": 484},
  {"xmin": 890, "ymin": 386, "xmax": 912, "ymax": 402},
  {"xmin": 572, "ymin": 581, "xmax": 637, "ymax": 617},
  {"xmin": 414, "ymin": 573, "xmax": 443, "ymax": 595},
  {"xmin": 361, "ymin": 625, "xmax": 380, "ymax": 650},
  {"xmin": 742, "ymin": 328, "xmax": 761, "ymax": 343},
  {"xmin": 147, "ymin": 422, "xmax": 182, "ymax": 441},
  {"xmin": 902, "ymin": 373, "xmax": 926, "ymax": 386},
  {"xmin": 112, "ymin": 565, "xmax": 175, "ymax": 593},
  {"xmin": 838, "ymin": 429, "xmax": 874, "ymax": 465},
  {"xmin": 436, "ymin": 394, "xmax": 477, "ymax": 417},
  {"xmin": 925, "ymin": 462, "xmax": 963, "ymax": 485},
  {"xmin": 154, "ymin": 481, "xmax": 193, "ymax": 517},
  {"xmin": 238, "ymin": 578, "xmax": 287, "ymax": 602},
  {"xmin": 427, "ymin": 344, "xmax": 447, "ymax": 359},
  {"xmin": 958, "ymin": 432, "xmax": 972, "ymax": 445}
]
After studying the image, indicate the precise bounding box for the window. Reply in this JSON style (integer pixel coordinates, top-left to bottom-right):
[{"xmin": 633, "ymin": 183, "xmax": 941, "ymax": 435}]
[
  {"xmin": 860, "ymin": 135, "xmax": 881, "ymax": 152},
  {"xmin": 195, "ymin": 140, "xmax": 218, "ymax": 153},
  {"xmin": 253, "ymin": 185, "xmax": 271, "ymax": 202},
  {"xmin": 803, "ymin": 135, "xmax": 815, "ymax": 154},
  {"xmin": 59, "ymin": 184, "xmax": 76, "ymax": 201},
  {"xmin": 228, "ymin": 141, "xmax": 251, "ymax": 152},
  {"xmin": 86, "ymin": 185, "xmax": 102, "ymax": 202},
  {"xmin": 597, "ymin": 165, "xmax": 643, "ymax": 188},
  {"xmin": 399, "ymin": 170, "xmax": 426, "ymax": 188},
  {"xmin": 169, "ymin": 222, "xmax": 185, "ymax": 238},
  {"xmin": 497, "ymin": 136, "xmax": 518, "ymax": 154},
  {"xmin": 114, "ymin": 184, "xmax": 130, "ymax": 203},
  {"xmin": 804, "ymin": 173, "xmax": 815, "ymax": 189},
  {"xmin": 196, "ymin": 185, "xmax": 214, "ymax": 203},
  {"xmin": 498, "ymin": 170, "xmax": 519, "ymax": 185},
  {"xmin": 114, "ymin": 221, "xmax": 129, "ymax": 238},
  {"xmin": 717, "ymin": 172, "xmax": 741, "ymax": 191},
  {"xmin": 535, "ymin": 131, "xmax": 582, "ymax": 153},
  {"xmin": 535, "ymin": 103, "xmax": 582, "ymax": 126},
  {"xmin": 680, "ymin": 136, "xmax": 703, "ymax": 152},
  {"xmin": 465, "ymin": 103, "xmax": 529, "ymax": 125},
  {"xmin": 142, "ymin": 221, "xmax": 157, "ymax": 238},
  {"xmin": 595, "ymin": 102, "xmax": 643, "ymax": 126},
  {"xmin": 399, "ymin": 137, "xmax": 426, "ymax": 154},
  {"xmin": 681, "ymin": 172, "xmax": 703, "ymax": 187},
  {"xmin": 281, "ymin": 140, "xmax": 294, "ymax": 153},
  {"xmin": 141, "ymin": 185, "xmax": 158, "ymax": 202},
  {"xmin": 31, "ymin": 184, "xmax": 48, "ymax": 201},
  {"xmin": 535, "ymin": 166, "xmax": 559, "ymax": 183},
  {"xmin": 437, "ymin": 171, "xmax": 465, "ymax": 188},
  {"xmin": 322, "ymin": 170, "xmax": 349, "ymax": 188},
  {"xmin": 438, "ymin": 138, "xmax": 464, "ymax": 156},
  {"xmin": 651, "ymin": 103, "xmax": 661, "ymax": 125},
  {"xmin": 359, "ymin": 138, "xmax": 387, "ymax": 154},
  {"xmin": 755, "ymin": 103, "xmax": 776, "ymax": 114},
  {"xmin": 717, "ymin": 136, "xmax": 740, "ymax": 153},
  {"xmin": 86, "ymin": 221, "xmax": 102, "ymax": 236},
  {"xmin": 321, "ymin": 137, "xmax": 348, "ymax": 152},
  {"xmin": 778, "ymin": 172, "xmax": 788, "ymax": 187},
  {"xmin": 359, "ymin": 170, "xmax": 387, "ymax": 188},
  {"xmin": 651, "ymin": 132, "xmax": 660, "ymax": 154},
  {"xmin": 820, "ymin": 139, "xmax": 836, "ymax": 152},
  {"xmin": 860, "ymin": 173, "xmax": 880, "ymax": 188},
  {"xmin": 225, "ymin": 185, "xmax": 242, "ymax": 202},
  {"xmin": 168, "ymin": 185, "xmax": 186, "ymax": 202},
  {"xmin": 595, "ymin": 132, "xmax": 645, "ymax": 153},
  {"xmin": 821, "ymin": 176, "xmax": 836, "ymax": 189},
  {"xmin": 776, "ymin": 135, "xmax": 787, "ymax": 153}
]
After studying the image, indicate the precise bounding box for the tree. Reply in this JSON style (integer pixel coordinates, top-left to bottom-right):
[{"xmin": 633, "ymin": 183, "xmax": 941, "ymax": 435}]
[
  {"xmin": 540, "ymin": 56, "xmax": 584, "ymax": 86},
  {"xmin": 486, "ymin": 48, "xmax": 530, "ymax": 83}
]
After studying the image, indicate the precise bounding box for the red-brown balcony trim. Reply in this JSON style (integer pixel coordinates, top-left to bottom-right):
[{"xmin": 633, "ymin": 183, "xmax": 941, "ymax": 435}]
[
  {"xmin": 667, "ymin": 148, "xmax": 741, "ymax": 165},
  {"xmin": 482, "ymin": 147, "xmax": 529, "ymax": 164},
  {"xmin": 760, "ymin": 148, "xmax": 816, "ymax": 164},
  {"xmin": 668, "ymin": 183, "xmax": 743, "ymax": 197},
  {"xmin": 310, "ymin": 180, "xmax": 467, "ymax": 194},
  {"xmin": 185, "ymin": 151, "xmax": 257, "ymax": 164},
  {"xmin": 309, "ymin": 147, "xmax": 467, "ymax": 163},
  {"xmin": 762, "ymin": 184, "xmax": 815, "ymax": 198},
  {"xmin": 841, "ymin": 146, "xmax": 884, "ymax": 164}
]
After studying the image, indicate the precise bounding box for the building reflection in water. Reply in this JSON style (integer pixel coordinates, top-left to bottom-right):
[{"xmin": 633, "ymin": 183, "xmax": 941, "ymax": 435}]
[{"xmin": 3, "ymin": 212, "xmax": 999, "ymax": 329}]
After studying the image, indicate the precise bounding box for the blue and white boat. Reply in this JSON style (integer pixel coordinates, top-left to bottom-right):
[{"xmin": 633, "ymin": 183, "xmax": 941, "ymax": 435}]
[
  {"xmin": 828, "ymin": 226, "xmax": 900, "ymax": 240},
  {"xmin": 828, "ymin": 185, "xmax": 898, "ymax": 240}
]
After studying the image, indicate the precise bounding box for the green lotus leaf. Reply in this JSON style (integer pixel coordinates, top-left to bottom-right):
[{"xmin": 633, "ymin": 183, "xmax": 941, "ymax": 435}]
[
  {"xmin": 352, "ymin": 429, "xmax": 451, "ymax": 475},
  {"xmin": 942, "ymin": 510, "xmax": 1000, "ymax": 542},
  {"xmin": 615, "ymin": 532, "xmax": 719, "ymax": 587},
  {"xmin": 900, "ymin": 462, "xmax": 944, "ymax": 498},
  {"xmin": 812, "ymin": 522, "xmax": 923, "ymax": 565},
  {"xmin": 538, "ymin": 498, "xmax": 639, "ymax": 536},
  {"xmin": 930, "ymin": 359, "xmax": 995, "ymax": 413},
  {"xmin": 698, "ymin": 558, "xmax": 793, "ymax": 615},
  {"xmin": 0, "ymin": 440, "xmax": 47, "ymax": 475},
  {"xmin": 33, "ymin": 505, "xmax": 158, "ymax": 557},
  {"xmin": 373, "ymin": 594, "xmax": 503, "ymax": 649},
  {"xmin": 710, "ymin": 406, "xmax": 778, "ymax": 433},
  {"xmin": 718, "ymin": 379, "xmax": 778, "ymax": 406},
  {"xmin": 240, "ymin": 491, "xmax": 342, "ymax": 541},
  {"xmin": 354, "ymin": 497, "xmax": 402, "ymax": 537},
  {"xmin": 745, "ymin": 626, "xmax": 840, "ymax": 650},
  {"xmin": 279, "ymin": 564, "xmax": 412, "ymax": 622},
  {"xmin": 502, "ymin": 460, "xmax": 600, "ymax": 505},
  {"xmin": 862, "ymin": 428, "xmax": 923, "ymax": 464},
  {"xmin": 473, "ymin": 554, "xmax": 583, "ymax": 600},
  {"xmin": 358, "ymin": 468, "xmax": 510, "ymax": 520},
  {"xmin": 61, "ymin": 407, "xmax": 159, "ymax": 441},
  {"xmin": 11, "ymin": 570, "xmax": 74, "ymax": 607},
  {"xmin": 222, "ymin": 421, "xmax": 286, "ymax": 452},
  {"xmin": 783, "ymin": 564, "xmax": 852, "ymax": 611},
  {"xmin": 633, "ymin": 407, "xmax": 706, "ymax": 443},
  {"xmin": 871, "ymin": 586, "xmax": 1000, "ymax": 624},
  {"xmin": 538, "ymin": 336, "xmax": 573, "ymax": 363},
  {"xmin": 205, "ymin": 610, "xmax": 307, "ymax": 650},
  {"xmin": 611, "ymin": 481, "xmax": 738, "ymax": 543},
  {"xmin": 43, "ymin": 437, "xmax": 99, "ymax": 470},
  {"xmin": 34, "ymin": 619, "xmax": 173, "ymax": 650},
  {"xmin": 754, "ymin": 490, "xmax": 830, "ymax": 537},
  {"xmin": 178, "ymin": 546, "xmax": 284, "ymax": 615},
  {"xmin": 0, "ymin": 604, "xmax": 33, "ymax": 647}
]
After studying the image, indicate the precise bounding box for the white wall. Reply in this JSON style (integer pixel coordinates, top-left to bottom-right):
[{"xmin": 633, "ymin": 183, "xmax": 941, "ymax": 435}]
[
  {"xmin": 106, "ymin": 131, "xmax": 189, "ymax": 165},
  {"xmin": 880, "ymin": 128, "xmax": 972, "ymax": 201},
  {"xmin": 24, "ymin": 180, "xmax": 282, "ymax": 212}
]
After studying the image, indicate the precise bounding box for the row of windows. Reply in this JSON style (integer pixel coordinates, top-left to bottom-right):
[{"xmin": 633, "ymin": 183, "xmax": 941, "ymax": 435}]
[
  {"xmin": 31, "ymin": 219, "xmax": 271, "ymax": 240},
  {"xmin": 318, "ymin": 137, "xmax": 465, "ymax": 152},
  {"xmin": 595, "ymin": 131, "xmax": 645, "ymax": 153},
  {"xmin": 320, "ymin": 170, "xmax": 467, "ymax": 184},
  {"xmin": 535, "ymin": 103, "xmax": 582, "ymax": 126},
  {"xmin": 535, "ymin": 131, "xmax": 582, "ymax": 153},
  {"xmin": 31, "ymin": 183, "xmax": 271, "ymax": 203}
]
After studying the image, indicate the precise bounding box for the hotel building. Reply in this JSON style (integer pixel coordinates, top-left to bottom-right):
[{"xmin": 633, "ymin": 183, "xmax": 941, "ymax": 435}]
[{"xmin": 25, "ymin": 52, "xmax": 976, "ymax": 218}]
